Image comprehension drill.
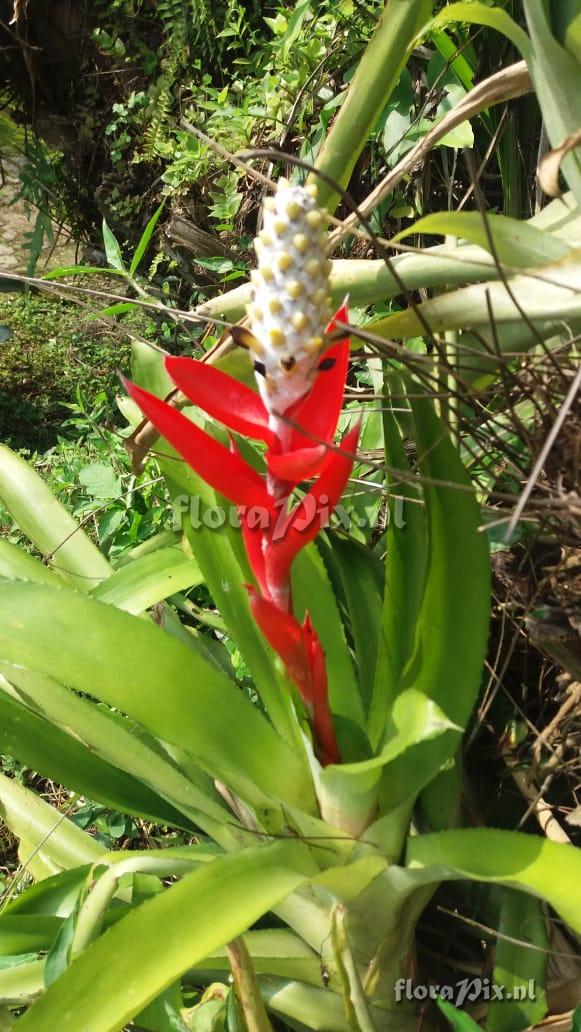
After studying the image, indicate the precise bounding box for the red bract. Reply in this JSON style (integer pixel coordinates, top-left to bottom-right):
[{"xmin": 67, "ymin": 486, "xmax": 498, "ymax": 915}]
[
  {"xmin": 122, "ymin": 376, "xmax": 272, "ymax": 510},
  {"xmin": 123, "ymin": 302, "xmax": 358, "ymax": 767},
  {"xmin": 164, "ymin": 304, "xmax": 350, "ymax": 488},
  {"xmin": 247, "ymin": 588, "xmax": 340, "ymax": 766},
  {"xmin": 242, "ymin": 420, "xmax": 361, "ymax": 610},
  {"xmin": 164, "ymin": 357, "xmax": 275, "ymax": 447}
]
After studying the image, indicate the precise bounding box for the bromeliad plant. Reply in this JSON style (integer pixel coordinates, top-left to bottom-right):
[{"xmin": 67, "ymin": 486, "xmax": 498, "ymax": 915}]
[{"xmin": 1, "ymin": 3, "xmax": 581, "ymax": 1031}]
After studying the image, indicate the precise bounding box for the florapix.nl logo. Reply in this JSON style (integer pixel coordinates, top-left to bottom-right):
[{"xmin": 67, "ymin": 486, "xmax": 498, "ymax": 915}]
[
  {"xmin": 394, "ymin": 977, "xmax": 537, "ymax": 1008},
  {"xmin": 171, "ymin": 494, "xmax": 405, "ymax": 535}
]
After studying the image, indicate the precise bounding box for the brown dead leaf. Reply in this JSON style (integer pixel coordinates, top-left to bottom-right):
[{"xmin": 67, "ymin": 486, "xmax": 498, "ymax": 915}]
[
  {"xmin": 538, "ymin": 129, "xmax": 581, "ymax": 197},
  {"xmin": 10, "ymin": 0, "xmax": 28, "ymax": 24}
]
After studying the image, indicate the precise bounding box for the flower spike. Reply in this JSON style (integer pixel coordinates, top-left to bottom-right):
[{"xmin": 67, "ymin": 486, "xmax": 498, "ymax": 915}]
[
  {"xmin": 247, "ymin": 179, "xmax": 332, "ymax": 419},
  {"xmin": 124, "ymin": 180, "xmax": 359, "ymax": 771}
]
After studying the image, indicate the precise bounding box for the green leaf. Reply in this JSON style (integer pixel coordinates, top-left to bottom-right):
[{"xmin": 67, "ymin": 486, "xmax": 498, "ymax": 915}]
[
  {"xmin": 572, "ymin": 1002, "xmax": 581, "ymax": 1032},
  {"xmin": 368, "ymin": 382, "xmax": 426, "ymax": 750},
  {"xmin": 5, "ymin": 867, "xmax": 88, "ymax": 919},
  {"xmin": 291, "ymin": 544, "xmax": 364, "ymax": 730},
  {"xmin": 379, "ymin": 394, "xmax": 491, "ymax": 807},
  {"xmin": 0, "ymin": 674, "xmax": 193, "ymax": 830},
  {"xmin": 194, "ymin": 257, "xmax": 235, "ymax": 274},
  {"xmin": 430, "ymin": 29, "xmax": 474, "ymax": 92},
  {"xmin": 437, "ymin": 998, "xmax": 482, "ymax": 1031},
  {"xmin": 312, "ymin": 0, "xmax": 434, "ymax": 213},
  {"xmin": 319, "ymin": 534, "xmax": 383, "ymax": 717},
  {"xmin": 41, "ymin": 266, "xmax": 126, "ymax": 281},
  {"xmin": 130, "ymin": 334, "xmax": 174, "ymax": 398},
  {"xmin": 279, "ymin": 0, "xmax": 311, "ymax": 62},
  {"xmin": 406, "ymin": 828, "xmax": 581, "ymax": 936},
  {"xmin": 0, "ymin": 920, "xmax": 61, "ymax": 957},
  {"xmin": 426, "ymin": 54, "xmax": 474, "ymax": 148},
  {"xmin": 381, "ymin": 68, "xmax": 414, "ymax": 165},
  {"xmin": 0, "ymin": 771, "xmax": 104, "ymax": 875},
  {"xmin": 368, "ymin": 252, "xmax": 581, "ymax": 377},
  {"xmin": 15, "ymin": 842, "xmax": 316, "ymax": 1032},
  {"xmin": 0, "ymin": 583, "xmax": 314, "ymax": 813},
  {"xmin": 0, "ymin": 958, "xmax": 45, "ymax": 1007},
  {"xmin": 90, "ymin": 547, "xmax": 203, "ymax": 614},
  {"xmin": 44, "ymin": 913, "xmax": 75, "ymax": 988},
  {"xmin": 318, "ymin": 689, "xmax": 456, "ymax": 836},
  {"xmin": 260, "ymin": 979, "xmax": 355, "ymax": 1031},
  {"xmin": 197, "ymin": 929, "xmax": 321, "ymax": 986},
  {"xmin": 98, "ymin": 301, "xmax": 140, "ymax": 317},
  {"xmin": 0, "ymin": 446, "xmax": 111, "ymax": 592},
  {"xmin": 129, "ymin": 201, "xmax": 165, "ymax": 277},
  {"xmin": 487, "ymin": 889, "xmax": 548, "ymax": 1031},
  {"xmin": 427, "ymin": 3, "xmax": 531, "ymax": 60},
  {"xmin": 392, "ymin": 211, "xmax": 573, "ymax": 268},
  {"xmin": 78, "ymin": 463, "xmax": 122, "ymax": 500},
  {"xmin": 0, "ymin": 915, "xmax": 61, "ymax": 956},
  {"xmin": 523, "ymin": 0, "xmax": 581, "ymax": 205},
  {"xmin": 0, "ymin": 541, "xmax": 57, "ymax": 586},
  {"xmin": 102, "ymin": 218, "xmax": 125, "ymax": 272}
]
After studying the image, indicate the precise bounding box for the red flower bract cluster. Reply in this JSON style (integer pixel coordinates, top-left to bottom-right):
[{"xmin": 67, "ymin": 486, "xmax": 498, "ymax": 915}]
[{"xmin": 123, "ymin": 304, "xmax": 359, "ymax": 765}]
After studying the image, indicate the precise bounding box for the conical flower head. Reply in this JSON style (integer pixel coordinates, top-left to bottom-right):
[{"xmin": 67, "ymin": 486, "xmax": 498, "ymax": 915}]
[{"xmin": 246, "ymin": 179, "xmax": 332, "ymax": 419}]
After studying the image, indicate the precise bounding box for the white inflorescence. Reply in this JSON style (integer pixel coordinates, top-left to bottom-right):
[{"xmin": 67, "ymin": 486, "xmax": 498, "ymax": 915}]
[{"xmin": 246, "ymin": 178, "xmax": 332, "ymax": 419}]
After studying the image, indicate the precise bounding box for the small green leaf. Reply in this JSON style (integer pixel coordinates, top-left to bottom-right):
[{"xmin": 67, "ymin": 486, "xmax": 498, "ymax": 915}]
[
  {"xmin": 437, "ymin": 998, "xmax": 482, "ymax": 1031},
  {"xmin": 279, "ymin": 0, "xmax": 311, "ymax": 62},
  {"xmin": 42, "ymin": 266, "xmax": 125, "ymax": 281},
  {"xmin": 129, "ymin": 201, "xmax": 165, "ymax": 277},
  {"xmin": 98, "ymin": 302, "xmax": 140, "ymax": 317},
  {"xmin": 79, "ymin": 463, "xmax": 122, "ymax": 500},
  {"xmin": 194, "ymin": 257, "xmax": 235, "ymax": 274},
  {"xmin": 102, "ymin": 219, "xmax": 125, "ymax": 272},
  {"xmin": 44, "ymin": 913, "xmax": 75, "ymax": 988}
]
